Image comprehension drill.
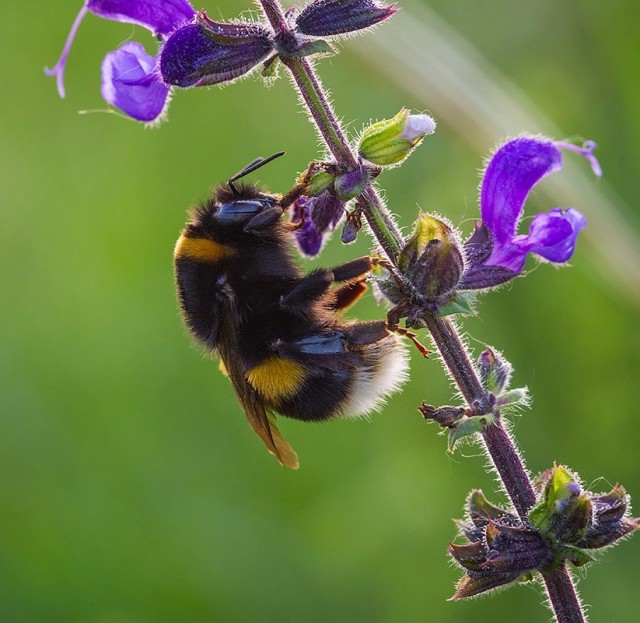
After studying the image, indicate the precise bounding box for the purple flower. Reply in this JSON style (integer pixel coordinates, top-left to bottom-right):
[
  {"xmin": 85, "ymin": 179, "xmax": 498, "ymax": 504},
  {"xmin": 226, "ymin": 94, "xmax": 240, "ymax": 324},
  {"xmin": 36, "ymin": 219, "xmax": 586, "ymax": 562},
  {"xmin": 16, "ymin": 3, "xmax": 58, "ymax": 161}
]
[
  {"xmin": 459, "ymin": 137, "xmax": 601, "ymax": 289},
  {"xmin": 46, "ymin": 0, "xmax": 195, "ymax": 122},
  {"xmin": 291, "ymin": 194, "xmax": 346, "ymax": 256},
  {"xmin": 160, "ymin": 19, "xmax": 273, "ymax": 88}
]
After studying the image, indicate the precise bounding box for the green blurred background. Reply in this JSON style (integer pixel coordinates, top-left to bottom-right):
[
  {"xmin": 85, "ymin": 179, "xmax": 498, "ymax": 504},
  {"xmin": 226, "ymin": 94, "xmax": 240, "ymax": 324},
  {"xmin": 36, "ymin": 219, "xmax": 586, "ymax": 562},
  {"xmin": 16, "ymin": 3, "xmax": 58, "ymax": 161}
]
[{"xmin": 1, "ymin": 1, "xmax": 638, "ymax": 621}]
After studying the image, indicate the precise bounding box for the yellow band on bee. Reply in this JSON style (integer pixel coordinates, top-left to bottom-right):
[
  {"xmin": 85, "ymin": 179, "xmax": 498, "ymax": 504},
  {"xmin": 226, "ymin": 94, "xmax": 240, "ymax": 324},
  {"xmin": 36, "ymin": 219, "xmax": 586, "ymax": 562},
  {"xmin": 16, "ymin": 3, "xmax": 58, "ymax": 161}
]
[
  {"xmin": 174, "ymin": 235, "xmax": 235, "ymax": 262},
  {"xmin": 218, "ymin": 359, "xmax": 229, "ymax": 378},
  {"xmin": 246, "ymin": 357, "xmax": 306, "ymax": 402}
]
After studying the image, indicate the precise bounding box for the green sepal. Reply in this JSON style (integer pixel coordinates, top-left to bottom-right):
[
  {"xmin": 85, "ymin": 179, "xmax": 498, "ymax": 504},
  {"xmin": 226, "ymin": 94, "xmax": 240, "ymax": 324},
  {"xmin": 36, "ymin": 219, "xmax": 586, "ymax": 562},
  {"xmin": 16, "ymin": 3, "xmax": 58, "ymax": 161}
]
[
  {"xmin": 468, "ymin": 490, "xmax": 506, "ymax": 523},
  {"xmin": 529, "ymin": 466, "xmax": 572, "ymax": 532},
  {"xmin": 564, "ymin": 547, "xmax": 595, "ymax": 568},
  {"xmin": 261, "ymin": 55, "xmax": 280, "ymax": 79},
  {"xmin": 437, "ymin": 292, "xmax": 476, "ymax": 316},
  {"xmin": 529, "ymin": 465, "xmax": 592, "ymax": 543},
  {"xmin": 496, "ymin": 387, "xmax": 530, "ymax": 408},
  {"xmin": 448, "ymin": 413, "xmax": 494, "ymax": 452},
  {"xmin": 305, "ymin": 169, "xmax": 335, "ymax": 196},
  {"xmin": 289, "ymin": 39, "xmax": 335, "ymax": 59},
  {"xmin": 399, "ymin": 212, "xmax": 450, "ymax": 271}
]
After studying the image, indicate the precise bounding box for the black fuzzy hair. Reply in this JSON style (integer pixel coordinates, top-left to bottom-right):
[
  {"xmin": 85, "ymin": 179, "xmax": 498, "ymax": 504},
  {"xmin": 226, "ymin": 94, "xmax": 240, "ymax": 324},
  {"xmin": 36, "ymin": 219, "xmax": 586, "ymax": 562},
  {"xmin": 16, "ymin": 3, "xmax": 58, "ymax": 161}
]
[{"xmin": 214, "ymin": 182, "xmax": 280, "ymax": 206}]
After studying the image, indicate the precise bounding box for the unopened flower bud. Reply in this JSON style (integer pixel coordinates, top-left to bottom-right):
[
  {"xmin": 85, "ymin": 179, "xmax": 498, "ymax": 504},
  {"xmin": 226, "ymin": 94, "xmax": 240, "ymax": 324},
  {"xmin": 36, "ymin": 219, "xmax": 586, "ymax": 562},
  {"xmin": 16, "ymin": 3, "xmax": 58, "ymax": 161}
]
[
  {"xmin": 529, "ymin": 465, "xmax": 592, "ymax": 543},
  {"xmin": 478, "ymin": 348, "xmax": 512, "ymax": 394},
  {"xmin": 295, "ymin": 0, "xmax": 398, "ymax": 38},
  {"xmin": 400, "ymin": 213, "xmax": 463, "ymax": 298},
  {"xmin": 341, "ymin": 207, "xmax": 363, "ymax": 244},
  {"xmin": 358, "ymin": 109, "xmax": 436, "ymax": 166}
]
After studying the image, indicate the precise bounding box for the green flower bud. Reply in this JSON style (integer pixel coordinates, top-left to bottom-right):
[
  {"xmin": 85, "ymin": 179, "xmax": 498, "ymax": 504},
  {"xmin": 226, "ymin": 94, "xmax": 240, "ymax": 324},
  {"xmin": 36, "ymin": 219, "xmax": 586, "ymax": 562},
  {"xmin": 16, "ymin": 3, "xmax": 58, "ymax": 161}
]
[
  {"xmin": 401, "ymin": 213, "xmax": 464, "ymax": 299},
  {"xmin": 358, "ymin": 108, "xmax": 436, "ymax": 166},
  {"xmin": 529, "ymin": 465, "xmax": 592, "ymax": 543}
]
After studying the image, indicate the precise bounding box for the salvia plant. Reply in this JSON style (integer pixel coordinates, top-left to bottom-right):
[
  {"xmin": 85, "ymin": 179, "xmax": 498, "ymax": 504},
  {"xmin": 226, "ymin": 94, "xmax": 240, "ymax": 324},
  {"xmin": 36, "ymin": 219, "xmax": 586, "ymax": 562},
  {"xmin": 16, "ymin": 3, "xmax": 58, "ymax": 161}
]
[{"xmin": 47, "ymin": 1, "xmax": 637, "ymax": 621}]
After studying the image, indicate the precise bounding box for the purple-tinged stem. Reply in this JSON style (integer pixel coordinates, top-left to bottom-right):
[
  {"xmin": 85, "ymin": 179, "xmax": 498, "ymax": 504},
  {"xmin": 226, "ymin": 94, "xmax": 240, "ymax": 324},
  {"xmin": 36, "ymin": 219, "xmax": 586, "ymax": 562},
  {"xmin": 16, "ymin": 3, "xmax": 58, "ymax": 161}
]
[
  {"xmin": 544, "ymin": 567, "xmax": 586, "ymax": 623},
  {"xmin": 423, "ymin": 316, "xmax": 536, "ymax": 517},
  {"xmin": 257, "ymin": 1, "xmax": 585, "ymax": 621},
  {"xmin": 423, "ymin": 314, "xmax": 584, "ymax": 623},
  {"xmin": 258, "ymin": 0, "xmax": 403, "ymax": 261}
]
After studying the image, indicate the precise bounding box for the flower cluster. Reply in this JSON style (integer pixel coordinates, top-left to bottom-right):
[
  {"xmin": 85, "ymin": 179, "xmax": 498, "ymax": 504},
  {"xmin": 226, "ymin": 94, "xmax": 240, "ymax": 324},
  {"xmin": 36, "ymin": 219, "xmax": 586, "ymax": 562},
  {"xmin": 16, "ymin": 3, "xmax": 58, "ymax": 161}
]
[
  {"xmin": 288, "ymin": 110, "xmax": 436, "ymax": 256},
  {"xmin": 46, "ymin": 0, "xmax": 396, "ymax": 123},
  {"xmin": 450, "ymin": 470, "xmax": 638, "ymax": 600}
]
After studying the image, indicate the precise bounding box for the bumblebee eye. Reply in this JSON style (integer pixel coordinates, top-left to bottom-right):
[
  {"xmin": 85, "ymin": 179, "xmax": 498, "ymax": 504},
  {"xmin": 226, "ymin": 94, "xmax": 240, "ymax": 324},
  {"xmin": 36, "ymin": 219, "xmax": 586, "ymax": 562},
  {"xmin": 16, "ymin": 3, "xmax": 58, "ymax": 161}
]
[{"xmin": 214, "ymin": 200, "xmax": 268, "ymax": 224}]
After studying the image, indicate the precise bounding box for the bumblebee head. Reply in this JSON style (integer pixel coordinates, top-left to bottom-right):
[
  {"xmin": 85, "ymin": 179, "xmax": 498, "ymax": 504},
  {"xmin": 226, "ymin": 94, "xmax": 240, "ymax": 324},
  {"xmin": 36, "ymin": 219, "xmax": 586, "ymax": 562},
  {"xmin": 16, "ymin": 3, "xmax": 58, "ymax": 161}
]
[
  {"xmin": 186, "ymin": 152, "xmax": 291, "ymax": 244},
  {"xmin": 212, "ymin": 185, "xmax": 281, "ymax": 225},
  {"xmin": 190, "ymin": 181, "xmax": 279, "ymax": 231}
]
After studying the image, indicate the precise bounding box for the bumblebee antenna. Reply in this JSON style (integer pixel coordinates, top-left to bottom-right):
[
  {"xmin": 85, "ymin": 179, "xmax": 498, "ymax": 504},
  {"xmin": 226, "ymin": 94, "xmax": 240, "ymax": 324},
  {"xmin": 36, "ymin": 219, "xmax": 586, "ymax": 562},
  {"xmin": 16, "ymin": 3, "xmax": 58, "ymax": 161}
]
[{"xmin": 228, "ymin": 151, "xmax": 285, "ymax": 194}]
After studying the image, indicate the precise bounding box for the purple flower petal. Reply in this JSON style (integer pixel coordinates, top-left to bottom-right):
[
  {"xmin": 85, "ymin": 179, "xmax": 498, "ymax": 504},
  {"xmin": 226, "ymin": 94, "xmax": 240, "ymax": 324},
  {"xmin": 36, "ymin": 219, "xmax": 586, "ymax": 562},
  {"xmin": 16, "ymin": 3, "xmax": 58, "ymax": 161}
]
[
  {"xmin": 521, "ymin": 208, "xmax": 587, "ymax": 264},
  {"xmin": 160, "ymin": 23, "xmax": 273, "ymax": 87},
  {"xmin": 309, "ymin": 192, "xmax": 346, "ymax": 232},
  {"xmin": 87, "ymin": 0, "xmax": 195, "ymax": 36},
  {"xmin": 481, "ymin": 137, "xmax": 563, "ymax": 245},
  {"xmin": 46, "ymin": 0, "xmax": 193, "ymax": 103},
  {"xmin": 291, "ymin": 199, "xmax": 324, "ymax": 256},
  {"xmin": 296, "ymin": 0, "xmax": 397, "ymax": 37},
  {"xmin": 101, "ymin": 42, "xmax": 170, "ymax": 122},
  {"xmin": 486, "ymin": 208, "xmax": 587, "ymax": 273}
]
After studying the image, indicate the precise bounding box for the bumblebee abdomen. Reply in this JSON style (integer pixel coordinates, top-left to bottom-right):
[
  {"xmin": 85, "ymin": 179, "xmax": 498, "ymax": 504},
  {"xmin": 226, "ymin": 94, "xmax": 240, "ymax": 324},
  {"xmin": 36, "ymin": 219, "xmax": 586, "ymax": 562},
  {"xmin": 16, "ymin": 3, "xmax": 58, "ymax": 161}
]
[
  {"xmin": 340, "ymin": 333, "xmax": 410, "ymax": 417},
  {"xmin": 243, "ymin": 329, "xmax": 410, "ymax": 422},
  {"xmin": 272, "ymin": 368, "xmax": 354, "ymax": 422}
]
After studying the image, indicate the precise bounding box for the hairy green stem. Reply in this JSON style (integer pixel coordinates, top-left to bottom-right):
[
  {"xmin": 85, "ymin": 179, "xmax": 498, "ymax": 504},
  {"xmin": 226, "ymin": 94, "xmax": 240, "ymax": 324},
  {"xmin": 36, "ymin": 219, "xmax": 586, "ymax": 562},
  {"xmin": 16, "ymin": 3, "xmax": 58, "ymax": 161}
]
[{"xmin": 257, "ymin": 1, "xmax": 586, "ymax": 621}]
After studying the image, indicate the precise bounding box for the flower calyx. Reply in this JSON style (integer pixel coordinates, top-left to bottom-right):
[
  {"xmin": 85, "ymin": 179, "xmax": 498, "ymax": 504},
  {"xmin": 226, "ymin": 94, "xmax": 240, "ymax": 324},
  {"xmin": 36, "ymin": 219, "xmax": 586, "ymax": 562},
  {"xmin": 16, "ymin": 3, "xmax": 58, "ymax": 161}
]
[
  {"xmin": 450, "ymin": 490, "xmax": 554, "ymax": 599},
  {"xmin": 530, "ymin": 465, "xmax": 638, "ymax": 558},
  {"xmin": 359, "ymin": 108, "xmax": 436, "ymax": 167},
  {"xmin": 375, "ymin": 213, "xmax": 471, "ymax": 325},
  {"xmin": 161, "ymin": 12, "xmax": 275, "ymax": 88},
  {"xmin": 294, "ymin": 0, "xmax": 398, "ymax": 38},
  {"xmin": 451, "ymin": 468, "xmax": 638, "ymax": 600},
  {"xmin": 420, "ymin": 397, "xmax": 495, "ymax": 453},
  {"xmin": 289, "ymin": 161, "xmax": 374, "ymax": 256}
]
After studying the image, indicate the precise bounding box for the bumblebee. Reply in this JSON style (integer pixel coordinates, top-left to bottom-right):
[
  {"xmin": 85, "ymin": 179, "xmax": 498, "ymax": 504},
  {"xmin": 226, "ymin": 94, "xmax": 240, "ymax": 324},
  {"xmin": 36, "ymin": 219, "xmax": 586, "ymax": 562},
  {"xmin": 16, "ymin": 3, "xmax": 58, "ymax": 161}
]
[{"xmin": 174, "ymin": 154, "xmax": 409, "ymax": 468}]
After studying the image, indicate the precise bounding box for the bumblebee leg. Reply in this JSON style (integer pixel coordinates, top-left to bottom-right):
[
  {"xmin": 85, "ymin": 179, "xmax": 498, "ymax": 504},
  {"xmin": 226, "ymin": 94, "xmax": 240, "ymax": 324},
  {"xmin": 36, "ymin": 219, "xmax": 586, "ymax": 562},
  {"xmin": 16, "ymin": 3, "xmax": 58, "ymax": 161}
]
[
  {"xmin": 347, "ymin": 320, "xmax": 390, "ymax": 346},
  {"xmin": 243, "ymin": 207, "xmax": 283, "ymax": 235},
  {"xmin": 279, "ymin": 269, "xmax": 334, "ymax": 312},
  {"xmin": 388, "ymin": 325, "xmax": 430, "ymax": 358},
  {"xmin": 333, "ymin": 279, "xmax": 368, "ymax": 311},
  {"xmin": 280, "ymin": 161, "xmax": 326, "ymax": 208},
  {"xmin": 280, "ymin": 257, "xmax": 375, "ymax": 314},
  {"xmin": 330, "ymin": 256, "xmax": 376, "ymax": 282}
]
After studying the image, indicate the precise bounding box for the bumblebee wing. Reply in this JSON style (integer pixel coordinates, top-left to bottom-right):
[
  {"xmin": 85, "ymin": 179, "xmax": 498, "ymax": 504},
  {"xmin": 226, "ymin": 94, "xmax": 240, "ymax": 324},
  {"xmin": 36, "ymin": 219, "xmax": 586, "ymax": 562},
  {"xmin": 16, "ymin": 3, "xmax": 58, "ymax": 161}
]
[
  {"xmin": 245, "ymin": 401, "xmax": 300, "ymax": 470},
  {"xmin": 217, "ymin": 304, "xmax": 299, "ymax": 469},
  {"xmin": 226, "ymin": 361, "xmax": 299, "ymax": 469}
]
